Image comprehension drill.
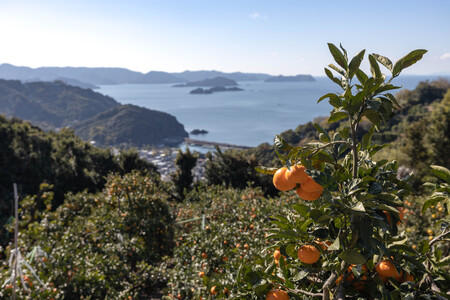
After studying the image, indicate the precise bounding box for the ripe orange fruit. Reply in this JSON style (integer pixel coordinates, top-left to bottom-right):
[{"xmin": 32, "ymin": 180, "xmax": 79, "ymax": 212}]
[
  {"xmin": 211, "ymin": 286, "xmax": 217, "ymax": 295},
  {"xmin": 266, "ymin": 289, "xmax": 290, "ymax": 300},
  {"xmin": 400, "ymin": 272, "xmax": 414, "ymax": 283},
  {"xmin": 285, "ymin": 165, "xmax": 309, "ymax": 184},
  {"xmin": 273, "ymin": 249, "xmax": 282, "ymax": 261},
  {"xmin": 296, "ymin": 186, "xmax": 322, "ymax": 201},
  {"xmin": 273, "ymin": 167, "xmax": 297, "ymax": 191},
  {"xmin": 297, "ymin": 245, "xmax": 320, "ymax": 264},
  {"xmin": 301, "ymin": 177, "xmax": 324, "ymax": 193},
  {"xmin": 316, "ymin": 240, "xmax": 332, "ymax": 250},
  {"xmin": 384, "ymin": 207, "xmax": 405, "ymax": 226},
  {"xmin": 375, "ymin": 260, "xmax": 401, "ymax": 281},
  {"xmin": 198, "ymin": 271, "xmax": 205, "ymax": 277},
  {"xmin": 201, "ymin": 252, "xmax": 208, "ymax": 259}
]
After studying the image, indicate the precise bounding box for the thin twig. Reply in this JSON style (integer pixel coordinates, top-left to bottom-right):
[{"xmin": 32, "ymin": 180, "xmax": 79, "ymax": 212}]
[
  {"xmin": 290, "ymin": 287, "xmax": 323, "ymax": 298},
  {"xmin": 429, "ymin": 230, "xmax": 450, "ymax": 247}
]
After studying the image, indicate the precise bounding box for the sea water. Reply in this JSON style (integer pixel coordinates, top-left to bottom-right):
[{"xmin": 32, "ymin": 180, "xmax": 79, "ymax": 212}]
[{"xmin": 97, "ymin": 75, "xmax": 445, "ymax": 148}]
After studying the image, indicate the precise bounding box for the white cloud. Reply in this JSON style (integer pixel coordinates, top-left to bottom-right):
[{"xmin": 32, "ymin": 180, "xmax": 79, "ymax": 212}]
[
  {"xmin": 271, "ymin": 51, "xmax": 279, "ymax": 57},
  {"xmin": 440, "ymin": 53, "xmax": 450, "ymax": 60},
  {"xmin": 249, "ymin": 12, "xmax": 267, "ymax": 19}
]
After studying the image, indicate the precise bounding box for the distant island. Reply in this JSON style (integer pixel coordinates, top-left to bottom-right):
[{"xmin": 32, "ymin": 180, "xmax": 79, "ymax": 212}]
[
  {"xmin": 174, "ymin": 76, "xmax": 238, "ymax": 87},
  {"xmin": 265, "ymin": 74, "xmax": 315, "ymax": 82},
  {"xmin": 190, "ymin": 129, "xmax": 208, "ymax": 135},
  {"xmin": 190, "ymin": 86, "xmax": 244, "ymax": 94}
]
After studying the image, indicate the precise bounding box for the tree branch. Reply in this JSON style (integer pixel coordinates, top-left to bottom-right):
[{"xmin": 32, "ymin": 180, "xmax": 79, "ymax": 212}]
[{"xmin": 429, "ymin": 229, "xmax": 450, "ymax": 247}]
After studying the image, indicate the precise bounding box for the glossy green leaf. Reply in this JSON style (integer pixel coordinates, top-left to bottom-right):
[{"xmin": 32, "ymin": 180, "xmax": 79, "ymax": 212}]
[
  {"xmin": 369, "ymin": 54, "xmax": 382, "ymax": 79},
  {"xmin": 318, "ymin": 93, "xmax": 338, "ymax": 103},
  {"xmin": 352, "ymin": 201, "xmax": 366, "ymax": 212},
  {"xmin": 362, "ymin": 126, "xmax": 376, "ymax": 150},
  {"xmin": 356, "ymin": 69, "xmax": 368, "ymax": 85},
  {"xmin": 292, "ymin": 203, "xmax": 310, "ymax": 217},
  {"xmin": 314, "ymin": 123, "xmax": 331, "ymax": 142},
  {"xmin": 328, "ymin": 63, "xmax": 346, "ymax": 77},
  {"xmin": 274, "ymin": 134, "xmax": 292, "ymax": 152},
  {"xmin": 328, "ymin": 237, "xmax": 340, "ymax": 250},
  {"xmin": 422, "ymin": 197, "xmax": 446, "ymax": 214},
  {"xmin": 327, "ymin": 43, "xmax": 348, "ymax": 69},
  {"xmin": 430, "ymin": 165, "xmax": 450, "ymax": 183},
  {"xmin": 339, "ymin": 249, "xmax": 366, "ymax": 265},
  {"xmin": 348, "ymin": 49, "xmax": 366, "ymax": 78},
  {"xmin": 255, "ymin": 166, "xmax": 277, "ymax": 175},
  {"xmin": 362, "ymin": 109, "xmax": 382, "ymax": 127},
  {"xmin": 325, "ymin": 68, "xmax": 343, "ymax": 87},
  {"xmin": 372, "ymin": 54, "xmax": 393, "ymax": 72},
  {"xmin": 392, "ymin": 49, "xmax": 427, "ymax": 77},
  {"xmin": 328, "ymin": 111, "xmax": 348, "ymax": 123}
]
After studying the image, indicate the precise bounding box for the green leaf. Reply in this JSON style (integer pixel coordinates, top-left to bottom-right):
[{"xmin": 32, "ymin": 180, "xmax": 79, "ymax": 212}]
[
  {"xmin": 328, "ymin": 111, "xmax": 349, "ymax": 123},
  {"xmin": 327, "ymin": 43, "xmax": 348, "ymax": 70},
  {"xmin": 329, "ymin": 95, "xmax": 343, "ymax": 108},
  {"xmin": 369, "ymin": 54, "xmax": 382, "ymax": 79},
  {"xmin": 325, "ymin": 68, "xmax": 343, "ymax": 87},
  {"xmin": 422, "ymin": 197, "xmax": 446, "ymax": 214},
  {"xmin": 362, "ymin": 126, "xmax": 376, "ymax": 150},
  {"xmin": 310, "ymin": 209, "xmax": 323, "ymax": 221},
  {"xmin": 356, "ymin": 69, "xmax": 368, "ymax": 85},
  {"xmin": 348, "ymin": 49, "xmax": 366, "ymax": 79},
  {"xmin": 255, "ymin": 166, "xmax": 277, "ymax": 175},
  {"xmin": 328, "ymin": 237, "xmax": 340, "ymax": 251},
  {"xmin": 338, "ymin": 127, "xmax": 350, "ymax": 139},
  {"xmin": 328, "ymin": 63, "xmax": 346, "ymax": 77},
  {"xmin": 314, "ymin": 123, "xmax": 331, "ymax": 142},
  {"xmin": 430, "ymin": 165, "xmax": 450, "ymax": 183},
  {"xmin": 318, "ymin": 93, "xmax": 338, "ymax": 103},
  {"xmin": 339, "ymin": 249, "xmax": 366, "ymax": 265},
  {"xmin": 372, "ymin": 54, "xmax": 393, "ymax": 71},
  {"xmin": 292, "ymin": 203, "xmax": 310, "ymax": 217},
  {"xmin": 362, "ymin": 109, "xmax": 382, "ymax": 127},
  {"xmin": 292, "ymin": 270, "xmax": 309, "ymax": 281},
  {"xmin": 392, "ymin": 49, "xmax": 427, "ymax": 77},
  {"xmin": 274, "ymin": 134, "xmax": 292, "ymax": 152},
  {"xmin": 386, "ymin": 93, "xmax": 401, "ymax": 108},
  {"xmin": 352, "ymin": 201, "xmax": 366, "ymax": 212}
]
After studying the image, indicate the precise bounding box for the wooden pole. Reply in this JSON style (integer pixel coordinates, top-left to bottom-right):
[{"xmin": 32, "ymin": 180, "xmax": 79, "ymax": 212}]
[{"xmin": 13, "ymin": 183, "xmax": 19, "ymax": 300}]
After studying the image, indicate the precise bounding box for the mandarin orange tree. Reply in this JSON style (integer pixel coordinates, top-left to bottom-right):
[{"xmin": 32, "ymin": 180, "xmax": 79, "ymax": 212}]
[{"xmin": 236, "ymin": 44, "xmax": 449, "ymax": 299}]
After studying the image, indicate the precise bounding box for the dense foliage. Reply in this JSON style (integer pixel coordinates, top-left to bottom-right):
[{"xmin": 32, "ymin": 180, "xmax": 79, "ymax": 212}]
[
  {"xmin": 1, "ymin": 172, "xmax": 174, "ymax": 299},
  {"xmin": 0, "ymin": 116, "xmax": 156, "ymax": 246}
]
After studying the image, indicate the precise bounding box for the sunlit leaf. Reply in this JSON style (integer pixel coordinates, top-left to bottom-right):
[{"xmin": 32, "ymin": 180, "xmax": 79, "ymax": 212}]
[
  {"xmin": 430, "ymin": 165, "xmax": 450, "ymax": 183},
  {"xmin": 328, "ymin": 111, "xmax": 349, "ymax": 123},
  {"xmin": 372, "ymin": 54, "xmax": 393, "ymax": 72},
  {"xmin": 348, "ymin": 49, "xmax": 365, "ymax": 79},
  {"xmin": 255, "ymin": 166, "xmax": 277, "ymax": 175},
  {"xmin": 392, "ymin": 49, "xmax": 427, "ymax": 77},
  {"xmin": 327, "ymin": 43, "xmax": 348, "ymax": 69}
]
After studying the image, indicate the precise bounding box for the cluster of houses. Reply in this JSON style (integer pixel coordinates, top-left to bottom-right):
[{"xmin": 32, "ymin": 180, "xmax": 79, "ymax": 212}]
[{"xmin": 138, "ymin": 148, "xmax": 207, "ymax": 182}]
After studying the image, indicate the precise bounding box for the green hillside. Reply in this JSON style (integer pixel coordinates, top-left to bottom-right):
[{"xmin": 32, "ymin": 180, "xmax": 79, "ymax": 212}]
[
  {"xmin": 0, "ymin": 79, "xmax": 119, "ymax": 129},
  {"xmin": 73, "ymin": 104, "xmax": 188, "ymax": 147}
]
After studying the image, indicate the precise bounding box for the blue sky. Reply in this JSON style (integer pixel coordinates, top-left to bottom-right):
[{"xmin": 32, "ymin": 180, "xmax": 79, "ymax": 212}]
[{"xmin": 1, "ymin": 0, "xmax": 449, "ymax": 75}]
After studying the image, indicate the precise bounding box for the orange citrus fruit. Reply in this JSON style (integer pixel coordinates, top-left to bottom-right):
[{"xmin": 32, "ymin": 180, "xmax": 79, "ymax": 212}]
[
  {"xmin": 375, "ymin": 260, "xmax": 401, "ymax": 281},
  {"xmin": 266, "ymin": 289, "xmax": 290, "ymax": 300},
  {"xmin": 400, "ymin": 272, "xmax": 414, "ymax": 283},
  {"xmin": 273, "ymin": 167, "xmax": 297, "ymax": 191},
  {"xmin": 201, "ymin": 252, "xmax": 208, "ymax": 259},
  {"xmin": 285, "ymin": 165, "xmax": 309, "ymax": 184},
  {"xmin": 274, "ymin": 249, "xmax": 282, "ymax": 261},
  {"xmin": 198, "ymin": 271, "xmax": 205, "ymax": 277},
  {"xmin": 301, "ymin": 177, "xmax": 324, "ymax": 193},
  {"xmin": 211, "ymin": 286, "xmax": 217, "ymax": 295},
  {"xmin": 296, "ymin": 186, "xmax": 322, "ymax": 201},
  {"xmin": 297, "ymin": 245, "xmax": 320, "ymax": 264},
  {"xmin": 384, "ymin": 207, "xmax": 405, "ymax": 226},
  {"xmin": 316, "ymin": 240, "xmax": 332, "ymax": 250}
]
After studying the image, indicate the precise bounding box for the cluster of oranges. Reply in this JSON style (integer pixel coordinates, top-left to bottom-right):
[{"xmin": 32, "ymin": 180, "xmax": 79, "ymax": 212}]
[{"xmin": 272, "ymin": 165, "xmax": 323, "ymax": 201}]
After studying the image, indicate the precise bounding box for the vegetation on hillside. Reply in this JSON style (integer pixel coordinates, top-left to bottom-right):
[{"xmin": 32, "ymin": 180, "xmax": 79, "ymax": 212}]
[
  {"xmin": 73, "ymin": 104, "xmax": 188, "ymax": 148},
  {"xmin": 0, "ymin": 44, "xmax": 448, "ymax": 299}
]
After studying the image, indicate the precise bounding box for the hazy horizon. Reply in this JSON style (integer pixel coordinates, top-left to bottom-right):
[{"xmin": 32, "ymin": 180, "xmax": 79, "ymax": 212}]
[{"xmin": 1, "ymin": 0, "xmax": 450, "ymax": 76}]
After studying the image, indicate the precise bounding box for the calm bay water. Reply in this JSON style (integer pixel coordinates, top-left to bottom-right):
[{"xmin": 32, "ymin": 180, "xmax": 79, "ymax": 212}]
[{"xmin": 97, "ymin": 75, "xmax": 445, "ymax": 148}]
